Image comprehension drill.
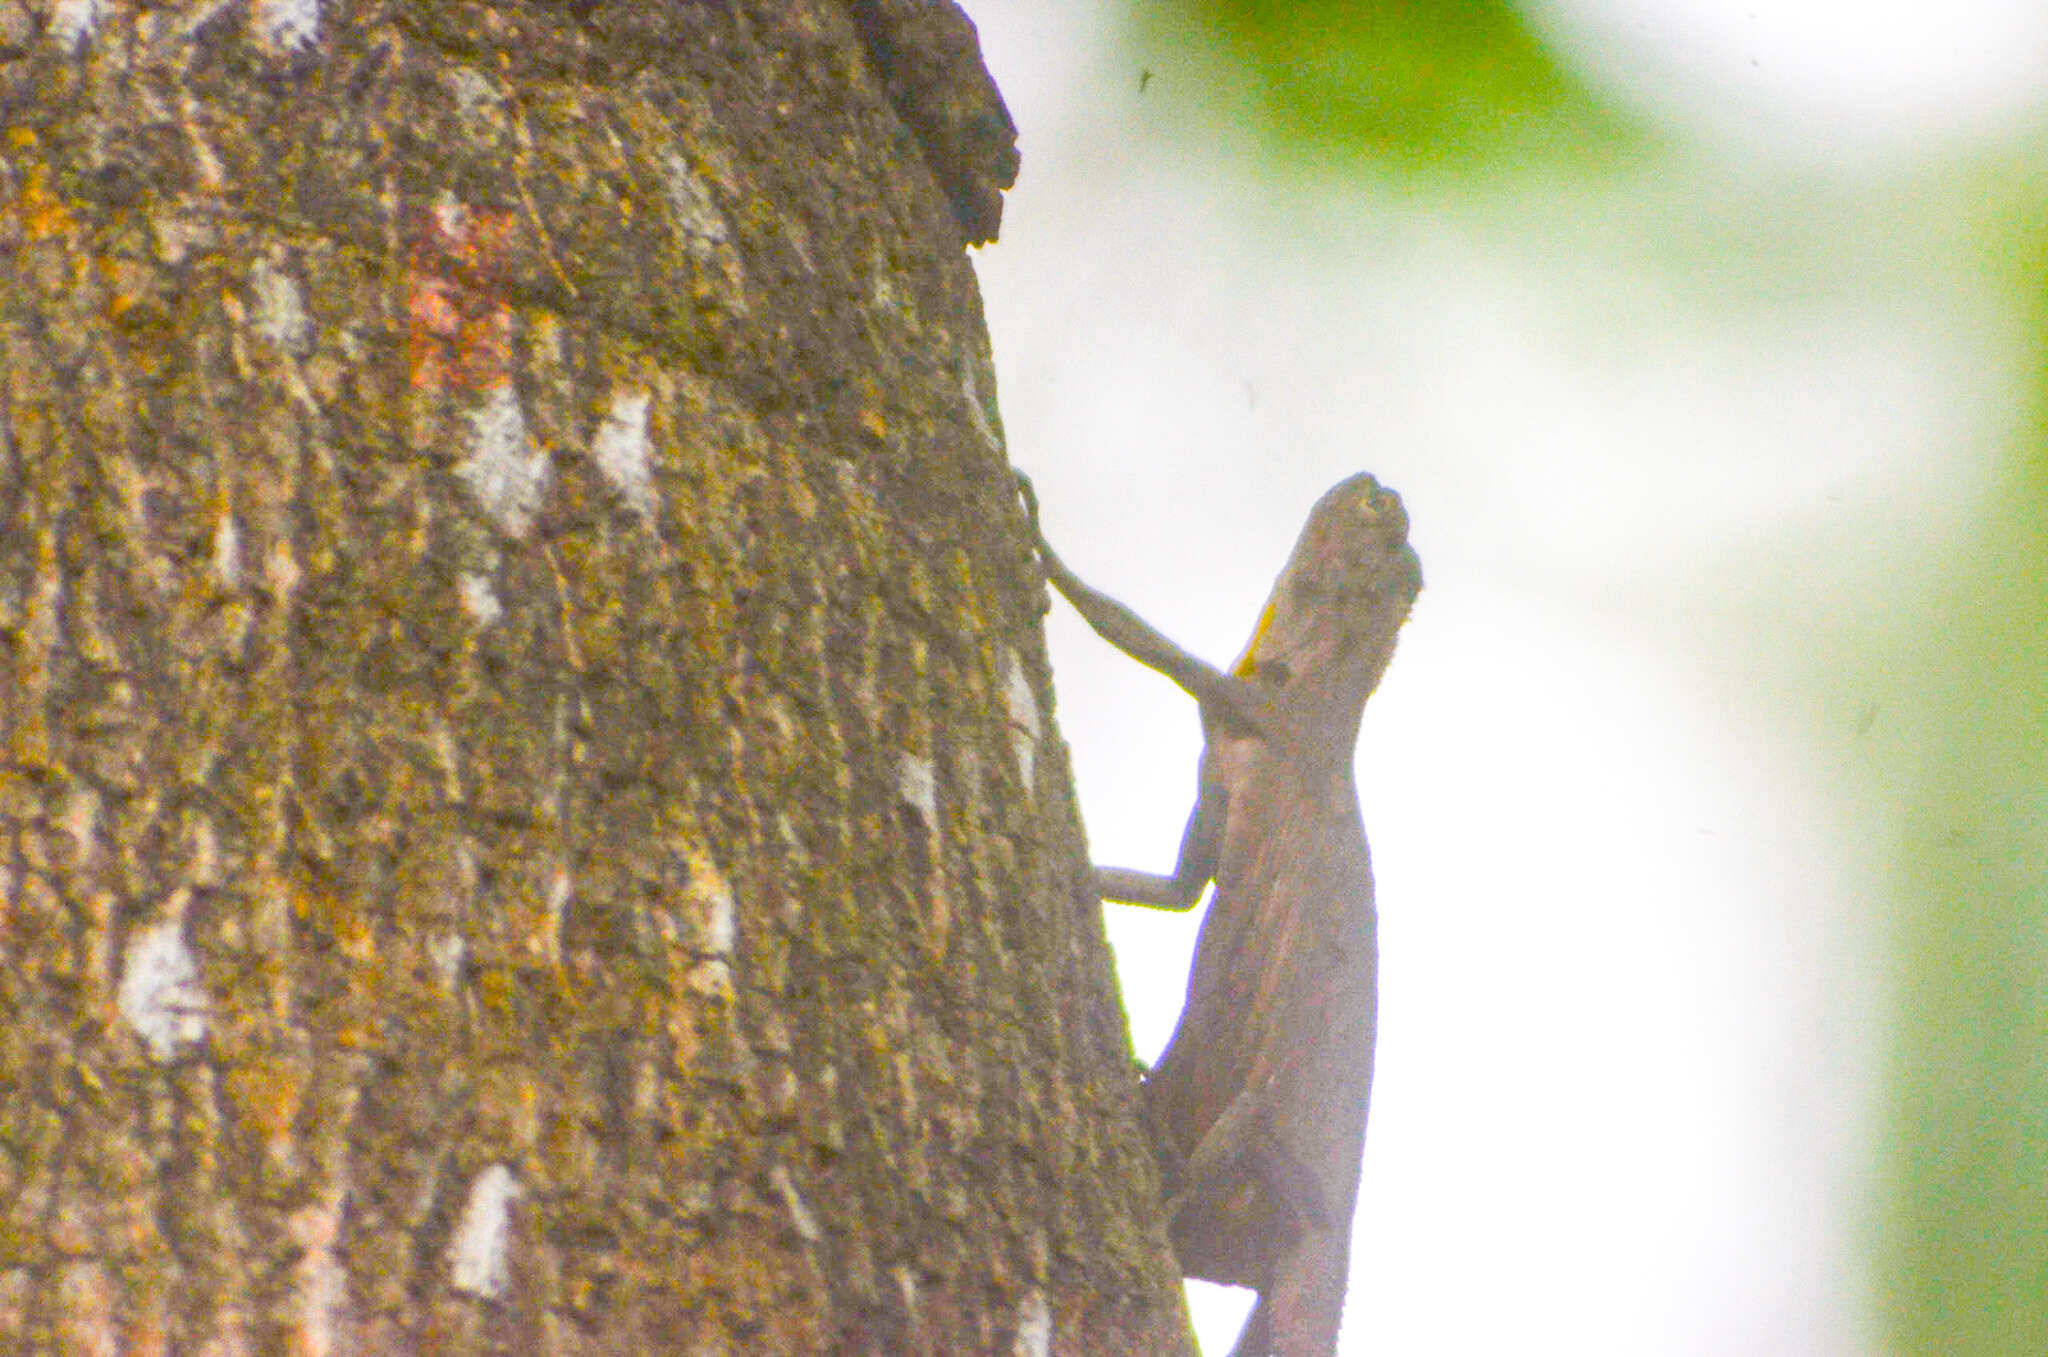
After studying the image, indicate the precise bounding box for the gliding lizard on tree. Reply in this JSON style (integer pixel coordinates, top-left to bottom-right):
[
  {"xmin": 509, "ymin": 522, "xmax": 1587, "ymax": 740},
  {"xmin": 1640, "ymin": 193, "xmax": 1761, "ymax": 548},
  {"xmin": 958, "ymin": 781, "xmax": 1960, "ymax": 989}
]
[{"xmin": 1018, "ymin": 472, "xmax": 1421, "ymax": 1357}]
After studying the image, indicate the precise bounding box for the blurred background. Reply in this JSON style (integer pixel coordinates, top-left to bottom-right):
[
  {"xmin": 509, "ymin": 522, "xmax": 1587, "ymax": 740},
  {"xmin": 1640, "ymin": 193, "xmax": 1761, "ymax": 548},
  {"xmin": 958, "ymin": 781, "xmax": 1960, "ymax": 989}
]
[{"xmin": 963, "ymin": 2, "xmax": 2048, "ymax": 1353}]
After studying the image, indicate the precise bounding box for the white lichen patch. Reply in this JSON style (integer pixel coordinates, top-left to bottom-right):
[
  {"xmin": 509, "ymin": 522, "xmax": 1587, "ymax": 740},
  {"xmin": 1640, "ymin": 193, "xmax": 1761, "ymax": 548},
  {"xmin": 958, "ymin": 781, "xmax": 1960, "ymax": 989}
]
[
  {"xmin": 249, "ymin": 255, "xmax": 311, "ymax": 354},
  {"xmin": 427, "ymin": 931, "xmax": 467, "ymax": 991},
  {"xmin": 176, "ymin": 89, "xmax": 228, "ymax": 192},
  {"xmin": 770, "ymin": 1165, "xmax": 823, "ymax": 1244},
  {"xmin": 545, "ymin": 866, "xmax": 572, "ymax": 959},
  {"xmin": 444, "ymin": 65, "xmax": 502, "ymax": 125},
  {"xmin": 118, "ymin": 917, "xmax": 209, "ymax": 1062},
  {"xmin": 213, "ymin": 512, "xmax": 242, "ymax": 589},
  {"xmin": 150, "ymin": 203, "xmax": 205, "ymax": 266},
  {"xmin": 766, "ymin": 1063, "xmax": 799, "ymax": 1119},
  {"xmin": 695, "ymin": 857, "xmax": 735, "ymax": 957},
  {"xmin": 960, "ymin": 354, "xmax": 1003, "ymax": 454},
  {"xmin": 681, "ymin": 845, "xmax": 737, "ymax": 998},
  {"xmin": 57, "ymin": 1261, "xmax": 115, "ymax": 1355},
  {"xmin": 265, "ymin": 536, "xmax": 302, "ymax": 605},
  {"xmin": 459, "ymin": 385, "xmax": 549, "ymax": 538},
  {"xmin": 1011, "ymin": 1290, "xmax": 1052, "ymax": 1357},
  {"xmin": 448, "ymin": 1164, "xmax": 521, "ymax": 1299},
  {"xmin": 659, "ymin": 151, "xmax": 730, "ymax": 246},
  {"xmin": 253, "ymin": 0, "xmax": 321, "ymax": 52},
  {"xmin": 896, "ymin": 752, "xmax": 937, "ymax": 826},
  {"xmin": 458, "ymin": 571, "xmax": 502, "ymax": 626},
  {"xmin": 49, "ymin": 0, "xmax": 103, "ymax": 53},
  {"xmin": 432, "ymin": 189, "xmax": 466, "ymax": 238},
  {"xmin": 869, "ymin": 268, "xmax": 900, "ymax": 316},
  {"xmin": 63, "ymin": 785, "xmax": 99, "ymax": 865},
  {"xmin": 589, "ymin": 388, "xmax": 658, "ymax": 519},
  {"xmin": 1001, "ymin": 649, "xmax": 1041, "ymax": 792},
  {"xmin": 290, "ymin": 1186, "xmax": 348, "ymax": 1357}
]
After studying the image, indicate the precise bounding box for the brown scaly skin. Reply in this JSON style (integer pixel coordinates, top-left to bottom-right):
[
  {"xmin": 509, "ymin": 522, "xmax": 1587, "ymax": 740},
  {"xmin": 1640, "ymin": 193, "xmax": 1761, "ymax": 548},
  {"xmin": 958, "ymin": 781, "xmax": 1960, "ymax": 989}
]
[{"xmin": 1019, "ymin": 473, "xmax": 1421, "ymax": 1357}]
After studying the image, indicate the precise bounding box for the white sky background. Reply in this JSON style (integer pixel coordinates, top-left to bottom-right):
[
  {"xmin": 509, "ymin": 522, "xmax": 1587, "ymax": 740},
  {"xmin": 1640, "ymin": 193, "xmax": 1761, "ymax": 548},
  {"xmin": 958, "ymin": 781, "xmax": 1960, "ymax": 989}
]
[{"xmin": 964, "ymin": 2, "xmax": 2048, "ymax": 1354}]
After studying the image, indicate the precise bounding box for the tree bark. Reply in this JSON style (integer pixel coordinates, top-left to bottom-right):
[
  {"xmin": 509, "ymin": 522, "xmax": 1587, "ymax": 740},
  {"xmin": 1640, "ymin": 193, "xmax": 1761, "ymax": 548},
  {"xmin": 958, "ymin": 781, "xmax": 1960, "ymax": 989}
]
[{"xmin": 0, "ymin": 2, "xmax": 1193, "ymax": 1352}]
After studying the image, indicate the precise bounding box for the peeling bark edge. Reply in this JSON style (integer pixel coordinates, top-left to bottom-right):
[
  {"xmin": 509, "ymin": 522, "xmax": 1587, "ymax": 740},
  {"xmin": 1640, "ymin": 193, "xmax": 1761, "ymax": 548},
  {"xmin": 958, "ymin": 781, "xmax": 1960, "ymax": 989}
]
[{"xmin": 845, "ymin": 0, "xmax": 1020, "ymax": 246}]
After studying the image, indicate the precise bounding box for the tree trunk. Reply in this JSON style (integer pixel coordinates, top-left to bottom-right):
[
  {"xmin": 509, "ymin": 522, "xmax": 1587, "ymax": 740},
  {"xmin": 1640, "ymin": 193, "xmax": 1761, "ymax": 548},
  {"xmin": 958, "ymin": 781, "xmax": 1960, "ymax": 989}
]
[{"xmin": 0, "ymin": 3, "xmax": 1194, "ymax": 1352}]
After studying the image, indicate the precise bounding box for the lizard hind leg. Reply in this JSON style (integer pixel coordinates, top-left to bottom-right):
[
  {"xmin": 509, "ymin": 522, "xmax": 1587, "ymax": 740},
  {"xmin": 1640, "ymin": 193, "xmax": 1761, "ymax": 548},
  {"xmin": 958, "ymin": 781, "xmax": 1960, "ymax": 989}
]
[
  {"xmin": 1166, "ymin": 1087, "xmax": 1330, "ymax": 1235},
  {"xmin": 1162, "ymin": 1087, "xmax": 1331, "ymax": 1293}
]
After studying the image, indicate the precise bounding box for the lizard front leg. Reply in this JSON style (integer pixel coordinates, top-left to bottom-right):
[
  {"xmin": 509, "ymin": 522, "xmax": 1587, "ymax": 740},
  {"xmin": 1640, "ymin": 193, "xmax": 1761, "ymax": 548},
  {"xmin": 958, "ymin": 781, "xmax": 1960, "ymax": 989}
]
[
  {"xmin": 1015, "ymin": 473, "xmax": 1272, "ymax": 741},
  {"xmin": 1013, "ymin": 473, "xmax": 1257, "ymax": 910},
  {"xmin": 1093, "ymin": 765, "xmax": 1226, "ymax": 911}
]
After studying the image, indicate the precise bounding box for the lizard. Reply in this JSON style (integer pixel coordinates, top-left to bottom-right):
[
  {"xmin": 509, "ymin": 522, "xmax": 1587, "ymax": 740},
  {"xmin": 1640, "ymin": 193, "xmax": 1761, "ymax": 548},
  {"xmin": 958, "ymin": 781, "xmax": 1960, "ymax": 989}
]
[{"xmin": 1017, "ymin": 471, "xmax": 1422, "ymax": 1357}]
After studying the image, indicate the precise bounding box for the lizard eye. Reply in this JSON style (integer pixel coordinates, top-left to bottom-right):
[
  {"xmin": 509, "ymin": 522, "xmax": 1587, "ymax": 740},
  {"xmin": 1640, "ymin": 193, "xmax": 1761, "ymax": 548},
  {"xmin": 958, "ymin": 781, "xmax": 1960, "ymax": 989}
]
[{"xmin": 1254, "ymin": 659, "xmax": 1292, "ymax": 687}]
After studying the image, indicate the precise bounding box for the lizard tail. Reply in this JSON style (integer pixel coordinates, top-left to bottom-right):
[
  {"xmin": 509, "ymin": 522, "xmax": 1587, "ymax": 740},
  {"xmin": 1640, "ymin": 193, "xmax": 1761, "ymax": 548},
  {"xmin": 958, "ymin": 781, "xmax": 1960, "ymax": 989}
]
[
  {"xmin": 1227, "ymin": 1229, "xmax": 1350, "ymax": 1356},
  {"xmin": 1225, "ymin": 1295, "xmax": 1272, "ymax": 1357}
]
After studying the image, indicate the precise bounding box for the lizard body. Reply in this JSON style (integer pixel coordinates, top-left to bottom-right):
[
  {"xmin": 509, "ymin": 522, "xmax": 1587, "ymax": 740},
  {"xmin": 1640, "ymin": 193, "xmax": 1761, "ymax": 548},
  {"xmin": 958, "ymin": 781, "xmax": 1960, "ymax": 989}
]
[{"xmin": 1021, "ymin": 473, "xmax": 1420, "ymax": 1357}]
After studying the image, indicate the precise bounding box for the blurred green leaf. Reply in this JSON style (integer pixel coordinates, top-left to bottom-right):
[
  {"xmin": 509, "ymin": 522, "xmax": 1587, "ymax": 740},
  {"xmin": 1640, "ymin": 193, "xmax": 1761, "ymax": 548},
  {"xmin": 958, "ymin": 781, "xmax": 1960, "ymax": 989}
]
[
  {"xmin": 1131, "ymin": 0, "xmax": 1640, "ymax": 172},
  {"xmin": 1873, "ymin": 236, "xmax": 2048, "ymax": 1353}
]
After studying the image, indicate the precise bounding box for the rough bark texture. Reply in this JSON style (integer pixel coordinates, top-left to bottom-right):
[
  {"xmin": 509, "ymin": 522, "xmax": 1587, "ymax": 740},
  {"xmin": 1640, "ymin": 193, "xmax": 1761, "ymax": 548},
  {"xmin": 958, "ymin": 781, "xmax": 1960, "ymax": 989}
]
[{"xmin": 0, "ymin": 2, "xmax": 1191, "ymax": 1352}]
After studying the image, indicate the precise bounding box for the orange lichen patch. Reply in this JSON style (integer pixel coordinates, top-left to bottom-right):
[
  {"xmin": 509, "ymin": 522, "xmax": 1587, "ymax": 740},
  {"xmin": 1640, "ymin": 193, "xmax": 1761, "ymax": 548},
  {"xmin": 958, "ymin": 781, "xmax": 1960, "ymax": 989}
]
[
  {"xmin": 289, "ymin": 879, "xmax": 374, "ymax": 962},
  {"xmin": 97, "ymin": 253, "xmax": 162, "ymax": 331},
  {"xmin": 20, "ymin": 164, "xmax": 77, "ymax": 242},
  {"xmin": 332, "ymin": 902, "xmax": 377, "ymax": 966},
  {"xmin": 224, "ymin": 1053, "xmax": 306, "ymax": 1148},
  {"xmin": 475, "ymin": 964, "xmax": 519, "ymax": 1022},
  {"xmin": 405, "ymin": 198, "xmax": 523, "ymax": 395}
]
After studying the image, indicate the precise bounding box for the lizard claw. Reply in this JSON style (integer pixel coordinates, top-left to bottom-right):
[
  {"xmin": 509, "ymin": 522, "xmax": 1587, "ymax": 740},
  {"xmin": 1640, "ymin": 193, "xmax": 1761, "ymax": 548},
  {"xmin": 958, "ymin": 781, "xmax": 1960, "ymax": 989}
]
[{"xmin": 1012, "ymin": 469, "xmax": 1041, "ymax": 533}]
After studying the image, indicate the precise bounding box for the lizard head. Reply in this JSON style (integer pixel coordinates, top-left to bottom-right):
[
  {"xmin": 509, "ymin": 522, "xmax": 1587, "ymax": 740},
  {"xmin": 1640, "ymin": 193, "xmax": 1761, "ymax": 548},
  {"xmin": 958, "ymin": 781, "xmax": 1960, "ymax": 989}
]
[
  {"xmin": 1298, "ymin": 471, "xmax": 1422, "ymax": 607},
  {"xmin": 1230, "ymin": 473, "xmax": 1421, "ymax": 698}
]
